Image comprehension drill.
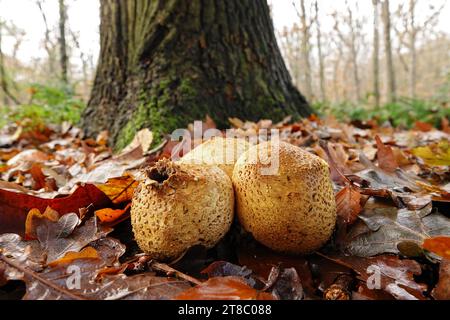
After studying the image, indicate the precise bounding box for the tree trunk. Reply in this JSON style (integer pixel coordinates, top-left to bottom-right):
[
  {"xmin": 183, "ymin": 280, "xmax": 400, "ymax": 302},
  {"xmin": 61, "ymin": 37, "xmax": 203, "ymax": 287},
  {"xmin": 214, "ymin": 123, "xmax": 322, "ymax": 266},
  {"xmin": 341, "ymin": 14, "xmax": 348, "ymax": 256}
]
[
  {"xmin": 348, "ymin": 7, "xmax": 361, "ymax": 102},
  {"xmin": 408, "ymin": 0, "xmax": 417, "ymax": 98},
  {"xmin": 299, "ymin": 0, "xmax": 313, "ymax": 101},
  {"xmin": 58, "ymin": 0, "xmax": 68, "ymax": 84},
  {"xmin": 382, "ymin": 0, "xmax": 396, "ymax": 103},
  {"xmin": 372, "ymin": 0, "xmax": 380, "ymax": 107},
  {"xmin": 82, "ymin": 0, "xmax": 311, "ymax": 148},
  {"xmin": 0, "ymin": 21, "xmax": 19, "ymax": 105},
  {"xmin": 314, "ymin": 1, "xmax": 326, "ymax": 102}
]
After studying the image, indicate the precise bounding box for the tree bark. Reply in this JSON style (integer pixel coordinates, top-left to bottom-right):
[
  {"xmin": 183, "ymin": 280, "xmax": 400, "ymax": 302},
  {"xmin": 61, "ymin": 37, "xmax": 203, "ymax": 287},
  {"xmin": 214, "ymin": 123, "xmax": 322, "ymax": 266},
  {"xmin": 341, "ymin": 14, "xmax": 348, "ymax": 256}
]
[
  {"xmin": 408, "ymin": 0, "xmax": 417, "ymax": 98},
  {"xmin": 314, "ymin": 1, "xmax": 326, "ymax": 102},
  {"xmin": 0, "ymin": 21, "xmax": 19, "ymax": 105},
  {"xmin": 372, "ymin": 0, "xmax": 380, "ymax": 107},
  {"xmin": 82, "ymin": 0, "xmax": 311, "ymax": 148},
  {"xmin": 58, "ymin": 0, "xmax": 68, "ymax": 84},
  {"xmin": 347, "ymin": 7, "xmax": 361, "ymax": 102},
  {"xmin": 299, "ymin": 0, "xmax": 313, "ymax": 101},
  {"xmin": 382, "ymin": 0, "xmax": 396, "ymax": 103}
]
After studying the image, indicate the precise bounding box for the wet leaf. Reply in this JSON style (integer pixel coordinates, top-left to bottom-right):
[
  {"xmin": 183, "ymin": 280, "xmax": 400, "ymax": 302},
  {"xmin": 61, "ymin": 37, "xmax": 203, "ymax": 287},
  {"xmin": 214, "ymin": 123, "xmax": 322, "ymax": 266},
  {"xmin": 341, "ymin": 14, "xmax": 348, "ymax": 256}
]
[
  {"xmin": 0, "ymin": 184, "xmax": 111, "ymax": 236},
  {"xmin": 375, "ymin": 135, "xmax": 398, "ymax": 173},
  {"xmin": 47, "ymin": 246, "xmax": 99, "ymax": 267},
  {"xmin": 346, "ymin": 203, "xmax": 450, "ymax": 257},
  {"xmin": 95, "ymin": 203, "xmax": 131, "ymax": 224},
  {"xmin": 322, "ymin": 254, "xmax": 426, "ymax": 300},
  {"xmin": 336, "ymin": 186, "xmax": 363, "ymax": 225},
  {"xmin": 432, "ymin": 259, "xmax": 450, "ymax": 300},
  {"xmin": 174, "ymin": 277, "xmax": 276, "ymax": 300},
  {"xmin": 422, "ymin": 237, "xmax": 450, "ymax": 259},
  {"xmin": 96, "ymin": 175, "xmax": 138, "ymax": 204}
]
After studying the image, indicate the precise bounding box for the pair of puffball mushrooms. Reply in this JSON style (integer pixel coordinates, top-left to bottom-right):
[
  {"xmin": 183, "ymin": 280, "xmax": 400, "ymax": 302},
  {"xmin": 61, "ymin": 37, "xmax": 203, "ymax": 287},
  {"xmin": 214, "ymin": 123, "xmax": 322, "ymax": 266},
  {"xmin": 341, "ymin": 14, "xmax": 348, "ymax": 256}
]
[{"xmin": 131, "ymin": 137, "xmax": 337, "ymax": 260}]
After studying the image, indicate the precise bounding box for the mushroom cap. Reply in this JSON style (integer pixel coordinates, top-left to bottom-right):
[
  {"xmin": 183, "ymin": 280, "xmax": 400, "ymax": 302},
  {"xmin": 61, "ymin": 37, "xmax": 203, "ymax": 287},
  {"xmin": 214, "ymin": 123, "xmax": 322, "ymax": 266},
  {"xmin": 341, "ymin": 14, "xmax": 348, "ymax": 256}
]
[
  {"xmin": 232, "ymin": 141, "xmax": 337, "ymax": 255},
  {"xmin": 131, "ymin": 159, "xmax": 234, "ymax": 260},
  {"xmin": 179, "ymin": 137, "xmax": 251, "ymax": 178}
]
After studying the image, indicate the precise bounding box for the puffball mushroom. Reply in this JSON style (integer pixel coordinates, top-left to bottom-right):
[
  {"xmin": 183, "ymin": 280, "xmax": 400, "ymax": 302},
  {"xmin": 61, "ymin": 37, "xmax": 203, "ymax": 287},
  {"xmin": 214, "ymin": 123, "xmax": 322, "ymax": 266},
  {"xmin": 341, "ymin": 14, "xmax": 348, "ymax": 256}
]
[
  {"xmin": 178, "ymin": 137, "xmax": 251, "ymax": 178},
  {"xmin": 232, "ymin": 141, "xmax": 337, "ymax": 255},
  {"xmin": 131, "ymin": 159, "xmax": 234, "ymax": 260}
]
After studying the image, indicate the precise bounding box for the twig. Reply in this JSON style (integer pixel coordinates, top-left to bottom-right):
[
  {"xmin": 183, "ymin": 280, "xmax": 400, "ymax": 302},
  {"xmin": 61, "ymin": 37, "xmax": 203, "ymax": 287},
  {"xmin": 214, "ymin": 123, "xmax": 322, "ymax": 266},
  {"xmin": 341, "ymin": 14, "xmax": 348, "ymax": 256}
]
[
  {"xmin": 129, "ymin": 255, "xmax": 203, "ymax": 286},
  {"xmin": 150, "ymin": 261, "xmax": 203, "ymax": 286}
]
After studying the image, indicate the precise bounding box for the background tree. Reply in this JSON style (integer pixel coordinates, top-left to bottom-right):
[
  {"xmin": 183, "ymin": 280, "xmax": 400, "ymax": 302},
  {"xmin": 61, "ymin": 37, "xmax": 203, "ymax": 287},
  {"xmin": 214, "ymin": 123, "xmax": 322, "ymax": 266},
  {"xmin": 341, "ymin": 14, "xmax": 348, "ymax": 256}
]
[
  {"xmin": 394, "ymin": 0, "xmax": 444, "ymax": 98},
  {"xmin": 314, "ymin": 0, "xmax": 326, "ymax": 102},
  {"xmin": 372, "ymin": 0, "xmax": 380, "ymax": 108},
  {"xmin": 82, "ymin": 0, "xmax": 311, "ymax": 148},
  {"xmin": 382, "ymin": 0, "xmax": 397, "ymax": 103},
  {"xmin": 0, "ymin": 19, "xmax": 19, "ymax": 105},
  {"xmin": 58, "ymin": 0, "xmax": 68, "ymax": 84},
  {"xmin": 332, "ymin": 2, "xmax": 365, "ymax": 103},
  {"xmin": 296, "ymin": 0, "xmax": 313, "ymax": 101}
]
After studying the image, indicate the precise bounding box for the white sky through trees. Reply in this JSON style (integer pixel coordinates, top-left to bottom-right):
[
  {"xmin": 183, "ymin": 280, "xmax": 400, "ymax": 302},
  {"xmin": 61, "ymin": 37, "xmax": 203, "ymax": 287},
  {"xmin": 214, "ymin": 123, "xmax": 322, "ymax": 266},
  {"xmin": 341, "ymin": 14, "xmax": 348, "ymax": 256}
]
[{"xmin": 0, "ymin": 0, "xmax": 449, "ymax": 66}]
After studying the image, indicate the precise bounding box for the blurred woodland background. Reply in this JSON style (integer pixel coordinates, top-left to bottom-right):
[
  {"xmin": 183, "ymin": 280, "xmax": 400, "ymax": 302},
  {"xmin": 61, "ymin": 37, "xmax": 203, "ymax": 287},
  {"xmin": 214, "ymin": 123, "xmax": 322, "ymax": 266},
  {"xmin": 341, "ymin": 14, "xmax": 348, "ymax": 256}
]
[{"xmin": 0, "ymin": 0, "xmax": 449, "ymax": 130}]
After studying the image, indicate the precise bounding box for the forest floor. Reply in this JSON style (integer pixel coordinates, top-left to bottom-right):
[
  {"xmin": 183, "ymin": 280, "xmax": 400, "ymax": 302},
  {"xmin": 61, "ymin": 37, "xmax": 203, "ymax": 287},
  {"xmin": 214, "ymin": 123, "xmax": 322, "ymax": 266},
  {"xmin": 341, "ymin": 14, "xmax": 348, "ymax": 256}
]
[{"xmin": 0, "ymin": 115, "xmax": 449, "ymax": 300}]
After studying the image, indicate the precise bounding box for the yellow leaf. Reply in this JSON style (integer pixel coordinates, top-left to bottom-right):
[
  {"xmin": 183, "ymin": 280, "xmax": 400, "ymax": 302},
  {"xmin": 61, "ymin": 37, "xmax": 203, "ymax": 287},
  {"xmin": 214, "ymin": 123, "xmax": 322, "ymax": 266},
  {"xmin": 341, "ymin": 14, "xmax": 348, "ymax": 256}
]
[
  {"xmin": 25, "ymin": 207, "xmax": 60, "ymax": 240},
  {"xmin": 48, "ymin": 247, "xmax": 99, "ymax": 267},
  {"xmin": 96, "ymin": 175, "xmax": 138, "ymax": 204},
  {"xmin": 412, "ymin": 140, "xmax": 450, "ymax": 166},
  {"xmin": 95, "ymin": 203, "xmax": 132, "ymax": 224}
]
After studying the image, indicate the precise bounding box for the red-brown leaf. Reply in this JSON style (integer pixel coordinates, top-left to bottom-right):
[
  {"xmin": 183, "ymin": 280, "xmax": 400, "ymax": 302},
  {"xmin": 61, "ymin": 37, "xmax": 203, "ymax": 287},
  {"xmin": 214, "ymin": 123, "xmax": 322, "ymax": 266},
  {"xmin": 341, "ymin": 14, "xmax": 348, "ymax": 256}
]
[
  {"xmin": 0, "ymin": 184, "xmax": 111, "ymax": 236},
  {"xmin": 432, "ymin": 259, "xmax": 450, "ymax": 300},
  {"xmin": 335, "ymin": 186, "xmax": 363, "ymax": 225},
  {"xmin": 422, "ymin": 237, "xmax": 450, "ymax": 260},
  {"xmin": 375, "ymin": 136, "xmax": 398, "ymax": 173},
  {"xmin": 174, "ymin": 277, "xmax": 276, "ymax": 300}
]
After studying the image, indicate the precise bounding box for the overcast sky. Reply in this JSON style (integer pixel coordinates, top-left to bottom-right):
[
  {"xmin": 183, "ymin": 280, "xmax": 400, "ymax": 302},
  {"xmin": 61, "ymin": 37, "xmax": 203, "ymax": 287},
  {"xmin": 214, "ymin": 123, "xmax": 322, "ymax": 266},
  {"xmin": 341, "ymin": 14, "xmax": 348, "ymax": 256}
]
[{"xmin": 0, "ymin": 0, "xmax": 449, "ymax": 64}]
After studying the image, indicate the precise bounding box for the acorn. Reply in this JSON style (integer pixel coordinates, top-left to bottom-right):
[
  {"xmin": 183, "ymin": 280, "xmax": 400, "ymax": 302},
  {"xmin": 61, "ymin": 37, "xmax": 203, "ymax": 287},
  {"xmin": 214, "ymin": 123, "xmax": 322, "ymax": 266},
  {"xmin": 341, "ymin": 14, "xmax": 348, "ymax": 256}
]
[
  {"xmin": 232, "ymin": 141, "xmax": 337, "ymax": 255},
  {"xmin": 131, "ymin": 159, "xmax": 234, "ymax": 260},
  {"xmin": 179, "ymin": 137, "xmax": 251, "ymax": 178}
]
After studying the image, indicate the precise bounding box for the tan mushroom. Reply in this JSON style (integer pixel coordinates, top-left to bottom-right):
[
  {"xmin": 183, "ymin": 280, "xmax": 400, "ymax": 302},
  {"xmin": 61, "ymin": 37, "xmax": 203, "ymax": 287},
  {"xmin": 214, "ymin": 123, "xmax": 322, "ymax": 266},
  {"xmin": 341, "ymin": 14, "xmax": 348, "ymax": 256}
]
[
  {"xmin": 232, "ymin": 141, "xmax": 337, "ymax": 255},
  {"xmin": 131, "ymin": 159, "xmax": 234, "ymax": 260},
  {"xmin": 179, "ymin": 137, "xmax": 251, "ymax": 178}
]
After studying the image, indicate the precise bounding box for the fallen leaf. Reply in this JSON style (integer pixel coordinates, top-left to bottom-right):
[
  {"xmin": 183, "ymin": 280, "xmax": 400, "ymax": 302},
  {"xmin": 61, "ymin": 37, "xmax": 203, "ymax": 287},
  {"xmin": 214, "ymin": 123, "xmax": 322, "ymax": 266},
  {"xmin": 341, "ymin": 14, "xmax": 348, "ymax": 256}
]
[
  {"xmin": 269, "ymin": 268, "xmax": 303, "ymax": 300},
  {"xmin": 95, "ymin": 203, "xmax": 132, "ymax": 224},
  {"xmin": 322, "ymin": 254, "xmax": 427, "ymax": 300},
  {"xmin": 121, "ymin": 129, "xmax": 153, "ymax": 154},
  {"xmin": 414, "ymin": 121, "xmax": 433, "ymax": 132},
  {"xmin": 201, "ymin": 261, "xmax": 258, "ymax": 288},
  {"xmin": 0, "ymin": 236, "xmax": 189, "ymax": 300},
  {"xmin": 432, "ymin": 259, "xmax": 450, "ymax": 300},
  {"xmin": 48, "ymin": 246, "xmax": 99, "ymax": 267},
  {"xmin": 411, "ymin": 140, "xmax": 450, "ymax": 166},
  {"xmin": 422, "ymin": 237, "xmax": 450, "ymax": 260},
  {"xmin": 0, "ymin": 184, "xmax": 111, "ymax": 236},
  {"xmin": 336, "ymin": 186, "xmax": 363, "ymax": 225},
  {"xmin": 375, "ymin": 135, "xmax": 398, "ymax": 173},
  {"xmin": 96, "ymin": 175, "xmax": 138, "ymax": 204},
  {"xmin": 346, "ymin": 203, "xmax": 450, "ymax": 257},
  {"xmin": 7, "ymin": 149, "xmax": 50, "ymax": 167},
  {"xmin": 174, "ymin": 277, "xmax": 276, "ymax": 300},
  {"xmin": 238, "ymin": 242, "xmax": 315, "ymax": 296},
  {"xmin": 30, "ymin": 164, "xmax": 47, "ymax": 190},
  {"xmin": 25, "ymin": 207, "xmax": 60, "ymax": 240}
]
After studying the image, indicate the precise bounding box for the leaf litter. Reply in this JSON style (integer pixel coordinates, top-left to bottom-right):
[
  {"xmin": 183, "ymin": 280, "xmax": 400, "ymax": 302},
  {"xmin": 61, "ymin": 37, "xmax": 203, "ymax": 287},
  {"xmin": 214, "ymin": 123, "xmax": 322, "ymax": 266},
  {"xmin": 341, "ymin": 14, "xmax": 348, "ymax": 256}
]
[{"xmin": 0, "ymin": 116, "xmax": 450, "ymax": 300}]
